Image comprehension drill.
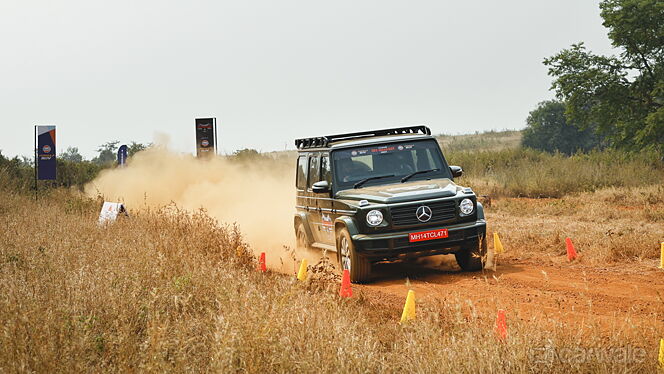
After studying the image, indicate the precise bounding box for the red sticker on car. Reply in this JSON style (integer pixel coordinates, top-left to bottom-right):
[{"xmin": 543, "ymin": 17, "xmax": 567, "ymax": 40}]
[{"xmin": 409, "ymin": 229, "xmax": 449, "ymax": 242}]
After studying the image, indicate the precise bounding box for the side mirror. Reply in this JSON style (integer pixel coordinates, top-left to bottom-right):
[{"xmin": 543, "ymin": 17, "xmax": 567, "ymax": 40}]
[
  {"xmin": 312, "ymin": 180, "xmax": 330, "ymax": 194},
  {"xmin": 449, "ymin": 166, "xmax": 463, "ymax": 178}
]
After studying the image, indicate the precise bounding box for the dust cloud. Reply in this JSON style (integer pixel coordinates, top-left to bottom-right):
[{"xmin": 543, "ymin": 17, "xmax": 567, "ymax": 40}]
[{"xmin": 85, "ymin": 147, "xmax": 302, "ymax": 268}]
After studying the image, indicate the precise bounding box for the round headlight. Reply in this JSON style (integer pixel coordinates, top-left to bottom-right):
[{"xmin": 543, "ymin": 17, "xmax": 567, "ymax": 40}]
[
  {"xmin": 460, "ymin": 198, "xmax": 474, "ymax": 215},
  {"xmin": 366, "ymin": 209, "xmax": 384, "ymax": 226}
]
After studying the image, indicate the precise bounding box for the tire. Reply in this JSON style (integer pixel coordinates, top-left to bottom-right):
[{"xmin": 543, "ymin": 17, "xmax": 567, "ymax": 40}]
[
  {"xmin": 455, "ymin": 236, "xmax": 487, "ymax": 271},
  {"xmin": 295, "ymin": 221, "xmax": 309, "ymax": 249},
  {"xmin": 336, "ymin": 228, "xmax": 371, "ymax": 283}
]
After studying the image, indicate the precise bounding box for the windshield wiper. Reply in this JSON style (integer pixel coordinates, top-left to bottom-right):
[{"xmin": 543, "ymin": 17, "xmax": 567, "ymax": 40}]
[
  {"xmin": 353, "ymin": 174, "xmax": 395, "ymax": 189},
  {"xmin": 400, "ymin": 168, "xmax": 439, "ymax": 183}
]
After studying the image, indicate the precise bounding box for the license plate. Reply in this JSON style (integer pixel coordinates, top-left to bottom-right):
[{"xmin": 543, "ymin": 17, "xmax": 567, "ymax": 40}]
[{"xmin": 409, "ymin": 228, "xmax": 449, "ymax": 242}]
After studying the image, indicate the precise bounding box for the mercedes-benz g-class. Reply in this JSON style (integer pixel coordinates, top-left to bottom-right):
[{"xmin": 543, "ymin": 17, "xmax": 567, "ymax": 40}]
[{"xmin": 294, "ymin": 126, "xmax": 487, "ymax": 282}]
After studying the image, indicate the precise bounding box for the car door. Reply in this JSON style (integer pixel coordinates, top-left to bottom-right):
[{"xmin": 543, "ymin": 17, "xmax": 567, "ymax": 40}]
[
  {"xmin": 317, "ymin": 153, "xmax": 335, "ymax": 245},
  {"xmin": 295, "ymin": 153, "xmax": 309, "ymax": 225},
  {"xmin": 306, "ymin": 152, "xmax": 323, "ymax": 243}
]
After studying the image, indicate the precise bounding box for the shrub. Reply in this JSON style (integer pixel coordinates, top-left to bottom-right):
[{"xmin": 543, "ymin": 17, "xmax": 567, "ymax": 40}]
[{"xmin": 0, "ymin": 150, "xmax": 104, "ymax": 193}]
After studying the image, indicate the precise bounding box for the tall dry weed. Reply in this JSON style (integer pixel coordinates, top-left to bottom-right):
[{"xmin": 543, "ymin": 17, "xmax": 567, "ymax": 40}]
[
  {"xmin": 0, "ymin": 190, "xmax": 659, "ymax": 372},
  {"xmin": 449, "ymin": 148, "xmax": 664, "ymax": 198}
]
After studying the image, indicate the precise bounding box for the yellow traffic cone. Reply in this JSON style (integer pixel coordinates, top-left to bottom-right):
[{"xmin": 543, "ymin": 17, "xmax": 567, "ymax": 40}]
[
  {"xmin": 297, "ymin": 259, "xmax": 308, "ymax": 281},
  {"xmin": 400, "ymin": 290, "xmax": 416, "ymax": 324},
  {"xmin": 659, "ymin": 338, "xmax": 664, "ymax": 368},
  {"xmin": 659, "ymin": 243, "xmax": 664, "ymax": 269},
  {"xmin": 494, "ymin": 232, "xmax": 504, "ymax": 254}
]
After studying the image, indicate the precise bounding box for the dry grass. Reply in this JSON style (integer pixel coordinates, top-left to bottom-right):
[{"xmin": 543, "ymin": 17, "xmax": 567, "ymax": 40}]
[
  {"xmin": 484, "ymin": 185, "xmax": 664, "ymax": 265},
  {"xmin": 450, "ymin": 148, "xmax": 664, "ymax": 198},
  {"xmin": 0, "ymin": 189, "xmax": 660, "ymax": 372},
  {"xmin": 436, "ymin": 130, "xmax": 523, "ymax": 152}
]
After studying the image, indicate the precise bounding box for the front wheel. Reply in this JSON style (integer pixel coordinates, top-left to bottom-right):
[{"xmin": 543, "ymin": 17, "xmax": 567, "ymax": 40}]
[
  {"xmin": 336, "ymin": 228, "xmax": 371, "ymax": 283},
  {"xmin": 455, "ymin": 236, "xmax": 487, "ymax": 271}
]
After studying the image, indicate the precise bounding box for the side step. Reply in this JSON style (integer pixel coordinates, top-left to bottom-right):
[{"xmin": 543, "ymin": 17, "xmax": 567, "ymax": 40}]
[{"xmin": 311, "ymin": 242, "xmax": 336, "ymax": 252}]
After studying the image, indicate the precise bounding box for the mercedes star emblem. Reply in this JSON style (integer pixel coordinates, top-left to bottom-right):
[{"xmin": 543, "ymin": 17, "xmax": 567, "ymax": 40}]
[{"xmin": 416, "ymin": 205, "xmax": 432, "ymax": 222}]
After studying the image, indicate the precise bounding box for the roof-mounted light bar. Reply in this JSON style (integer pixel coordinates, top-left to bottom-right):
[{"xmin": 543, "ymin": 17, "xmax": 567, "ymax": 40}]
[{"xmin": 294, "ymin": 125, "xmax": 431, "ymax": 149}]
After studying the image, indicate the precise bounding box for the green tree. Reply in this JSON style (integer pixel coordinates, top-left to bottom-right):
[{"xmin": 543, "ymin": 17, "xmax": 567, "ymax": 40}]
[
  {"xmin": 60, "ymin": 147, "xmax": 84, "ymax": 163},
  {"xmin": 1, "ymin": 150, "xmax": 105, "ymax": 193},
  {"xmin": 127, "ymin": 141, "xmax": 150, "ymax": 157},
  {"xmin": 522, "ymin": 101, "xmax": 604, "ymax": 155},
  {"xmin": 92, "ymin": 141, "xmax": 120, "ymax": 166},
  {"xmin": 56, "ymin": 159, "xmax": 102, "ymax": 189},
  {"xmin": 232, "ymin": 148, "xmax": 264, "ymax": 161},
  {"xmin": 544, "ymin": 0, "xmax": 664, "ymax": 153},
  {"xmin": 0, "ymin": 150, "xmax": 33, "ymax": 192}
]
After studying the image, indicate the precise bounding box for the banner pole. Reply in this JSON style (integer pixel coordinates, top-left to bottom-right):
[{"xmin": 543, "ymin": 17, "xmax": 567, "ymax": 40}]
[
  {"xmin": 214, "ymin": 117, "xmax": 218, "ymax": 156},
  {"xmin": 34, "ymin": 125, "xmax": 37, "ymax": 201}
]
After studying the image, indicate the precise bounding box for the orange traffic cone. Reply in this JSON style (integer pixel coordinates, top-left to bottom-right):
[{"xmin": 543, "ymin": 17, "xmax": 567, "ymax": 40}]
[
  {"xmin": 258, "ymin": 252, "xmax": 267, "ymax": 272},
  {"xmin": 339, "ymin": 269, "xmax": 352, "ymax": 298},
  {"xmin": 565, "ymin": 237, "xmax": 578, "ymax": 261},
  {"xmin": 495, "ymin": 309, "xmax": 508, "ymax": 341}
]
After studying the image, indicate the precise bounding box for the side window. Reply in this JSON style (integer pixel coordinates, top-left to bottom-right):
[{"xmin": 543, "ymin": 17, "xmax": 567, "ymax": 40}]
[
  {"xmin": 296, "ymin": 155, "xmax": 308, "ymax": 190},
  {"xmin": 307, "ymin": 154, "xmax": 320, "ymax": 188},
  {"xmin": 321, "ymin": 154, "xmax": 331, "ymax": 184}
]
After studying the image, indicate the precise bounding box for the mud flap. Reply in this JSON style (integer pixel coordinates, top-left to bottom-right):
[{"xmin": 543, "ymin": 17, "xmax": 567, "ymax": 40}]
[{"xmin": 294, "ymin": 212, "xmax": 315, "ymax": 246}]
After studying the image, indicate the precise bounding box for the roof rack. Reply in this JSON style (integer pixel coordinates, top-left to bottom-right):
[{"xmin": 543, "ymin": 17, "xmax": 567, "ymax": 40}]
[{"xmin": 294, "ymin": 125, "xmax": 431, "ymax": 149}]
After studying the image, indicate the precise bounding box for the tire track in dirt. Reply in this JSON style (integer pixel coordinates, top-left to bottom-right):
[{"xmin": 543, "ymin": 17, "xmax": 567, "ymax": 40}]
[{"xmin": 353, "ymin": 256, "xmax": 664, "ymax": 338}]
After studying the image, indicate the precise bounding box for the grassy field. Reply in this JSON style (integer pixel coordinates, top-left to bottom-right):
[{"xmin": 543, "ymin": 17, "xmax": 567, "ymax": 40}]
[
  {"xmin": 449, "ymin": 148, "xmax": 664, "ymax": 198},
  {"xmin": 0, "ymin": 189, "xmax": 660, "ymax": 372},
  {"xmin": 434, "ymin": 131, "xmax": 664, "ymax": 198},
  {"xmin": 486, "ymin": 184, "xmax": 664, "ymax": 264},
  {"xmin": 3, "ymin": 130, "xmax": 663, "ymax": 200},
  {"xmin": 1, "ymin": 131, "xmax": 663, "ymax": 372},
  {"xmin": 436, "ymin": 130, "xmax": 523, "ymax": 153}
]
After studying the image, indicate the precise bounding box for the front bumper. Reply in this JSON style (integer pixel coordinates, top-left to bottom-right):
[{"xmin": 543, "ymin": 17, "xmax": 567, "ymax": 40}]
[{"xmin": 352, "ymin": 219, "xmax": 486, "ymax": 261}]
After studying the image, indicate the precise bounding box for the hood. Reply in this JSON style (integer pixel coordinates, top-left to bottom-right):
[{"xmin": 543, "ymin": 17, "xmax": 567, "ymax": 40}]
[{"xmin": 336, "ymin": 178, "xmax": 459, "ymax": 204}]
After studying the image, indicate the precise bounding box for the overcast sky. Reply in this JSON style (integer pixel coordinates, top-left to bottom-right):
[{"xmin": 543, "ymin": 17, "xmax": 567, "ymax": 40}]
[{"xmin": 0, "ymin": 0, "xmax": 616, "ymax": 159}]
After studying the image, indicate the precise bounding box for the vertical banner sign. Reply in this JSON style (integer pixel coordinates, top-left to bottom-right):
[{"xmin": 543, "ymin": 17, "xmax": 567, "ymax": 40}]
[
  {"xmin": 117, "ymin": 144, "xmax": 128, "ymax": 167},
  {"xmin": 36, "ymin": 125, "xmax": 56, "ymax": 180},
  {"xmin": 195, "ymin": 118, "xmax": 217, "ymax": 158}
]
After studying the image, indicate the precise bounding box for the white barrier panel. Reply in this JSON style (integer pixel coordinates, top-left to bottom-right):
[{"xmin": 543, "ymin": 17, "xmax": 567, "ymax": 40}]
[{"xmin": 98, "ymin": 202, "xmax": 126, "ymax": 224}]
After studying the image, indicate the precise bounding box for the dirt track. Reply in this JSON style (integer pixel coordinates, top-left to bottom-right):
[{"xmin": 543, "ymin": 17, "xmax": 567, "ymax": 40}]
[{"xmin": 352, "ymin": 256, "xmax": 664, "ymax": 337}]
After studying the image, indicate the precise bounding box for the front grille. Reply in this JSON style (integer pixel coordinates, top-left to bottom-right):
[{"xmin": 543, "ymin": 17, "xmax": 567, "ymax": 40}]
[{"xmin": 390, "ymin": 200, "xmax": 457, "ymax": 227}]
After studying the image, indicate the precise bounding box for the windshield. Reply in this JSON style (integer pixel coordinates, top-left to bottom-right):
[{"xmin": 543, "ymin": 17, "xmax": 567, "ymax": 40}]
[{"xmin": 331, "ymin": 139, "xmax": 451, "ymax": 191}]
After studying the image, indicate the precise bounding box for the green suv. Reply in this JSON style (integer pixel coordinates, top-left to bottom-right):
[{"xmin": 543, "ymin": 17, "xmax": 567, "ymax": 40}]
[{"xmin": 294, "ymin": 126, "xmax": 487, "ymax": 282}]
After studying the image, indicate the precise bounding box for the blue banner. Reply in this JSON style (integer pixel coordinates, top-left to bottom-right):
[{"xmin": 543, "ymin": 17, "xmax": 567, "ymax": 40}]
[
  {"xmin": 36, "ymin": 125, "xmax": 56, "ymax": 180},
  {"xmin": 117, "ymin": 144, "xmax": 128, "ymax": 167}
]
